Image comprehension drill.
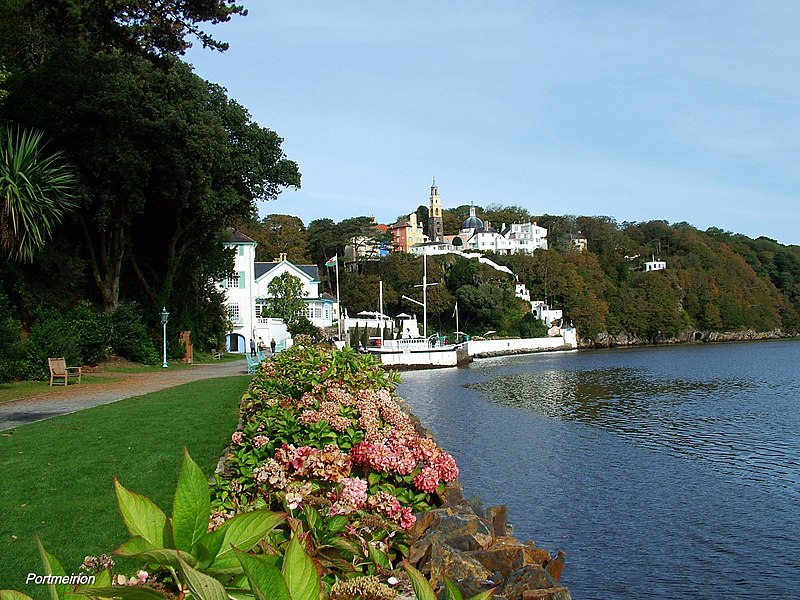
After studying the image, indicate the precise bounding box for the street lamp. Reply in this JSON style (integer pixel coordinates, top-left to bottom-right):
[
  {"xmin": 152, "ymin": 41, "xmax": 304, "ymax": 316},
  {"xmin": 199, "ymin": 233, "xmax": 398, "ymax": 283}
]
[{"xmin": 160, "ymin": 306, "xmax": 169, "ymax": 368}]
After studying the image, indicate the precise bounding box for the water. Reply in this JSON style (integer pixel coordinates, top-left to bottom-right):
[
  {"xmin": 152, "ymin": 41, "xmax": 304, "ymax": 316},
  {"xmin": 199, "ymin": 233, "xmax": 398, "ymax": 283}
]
[{"xmin": 397, "ymin": 340, "xmax": 800, "ymax": 599}]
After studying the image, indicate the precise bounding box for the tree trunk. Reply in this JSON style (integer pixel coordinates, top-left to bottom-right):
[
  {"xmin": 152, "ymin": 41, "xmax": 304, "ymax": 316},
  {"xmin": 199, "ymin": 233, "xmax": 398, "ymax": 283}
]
[{"xmin": 79, "ymin": 212, "xmax": 125, "ymax": 310}]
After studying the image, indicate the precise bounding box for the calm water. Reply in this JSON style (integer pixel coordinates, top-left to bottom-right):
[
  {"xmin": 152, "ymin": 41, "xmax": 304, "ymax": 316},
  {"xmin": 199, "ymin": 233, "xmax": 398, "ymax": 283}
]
[{"xmin": 397, "ymin": 340, "xmax": 800, "ymax": 599}]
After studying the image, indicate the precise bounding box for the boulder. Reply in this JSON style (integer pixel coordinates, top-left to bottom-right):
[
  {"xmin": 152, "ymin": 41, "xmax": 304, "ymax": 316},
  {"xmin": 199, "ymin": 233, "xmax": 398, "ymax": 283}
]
[
  {"xmin": 500, "ymin": 565, "xmax": 560, "ymax": 600},
  {"xmin": 428, "ymin": 542, "xmax": 493, "ymax": 589}
]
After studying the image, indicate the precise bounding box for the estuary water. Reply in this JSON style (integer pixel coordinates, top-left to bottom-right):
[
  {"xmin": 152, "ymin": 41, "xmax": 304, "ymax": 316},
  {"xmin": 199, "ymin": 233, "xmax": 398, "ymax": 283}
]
[{"xmin": 397, "ymin": 340, "xmax": 800, "ymax": 599}]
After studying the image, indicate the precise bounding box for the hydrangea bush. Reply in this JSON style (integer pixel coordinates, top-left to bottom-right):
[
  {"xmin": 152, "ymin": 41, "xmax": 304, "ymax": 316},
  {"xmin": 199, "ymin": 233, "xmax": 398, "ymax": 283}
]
[{"xmin": 212, "ymin": 344, "xmax": 460, "ymax": 582}]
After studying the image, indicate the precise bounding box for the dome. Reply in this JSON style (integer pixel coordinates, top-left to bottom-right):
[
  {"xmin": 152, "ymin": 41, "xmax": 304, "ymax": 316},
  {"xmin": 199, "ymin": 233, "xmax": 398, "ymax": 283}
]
[{"xmin": 462, "ymin": 215, "xmax": 483, "ymax": 230}]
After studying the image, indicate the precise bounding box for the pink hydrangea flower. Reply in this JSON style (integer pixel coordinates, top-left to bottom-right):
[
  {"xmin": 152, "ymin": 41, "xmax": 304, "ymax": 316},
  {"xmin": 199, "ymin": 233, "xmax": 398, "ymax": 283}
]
[{"xmin": 231, "ymin": 431, "xmax": 244, "ymax": 444}]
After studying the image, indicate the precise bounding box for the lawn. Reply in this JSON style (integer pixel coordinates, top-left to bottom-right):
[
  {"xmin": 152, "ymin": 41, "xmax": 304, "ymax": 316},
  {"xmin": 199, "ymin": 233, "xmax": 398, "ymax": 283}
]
[
  {"xmin": 0, "ymin": 375, "xmax": 250, "ymax": 596},
  {"xmin": 0, "ymin": 354, "xmax": 244, "ymax": 405}
]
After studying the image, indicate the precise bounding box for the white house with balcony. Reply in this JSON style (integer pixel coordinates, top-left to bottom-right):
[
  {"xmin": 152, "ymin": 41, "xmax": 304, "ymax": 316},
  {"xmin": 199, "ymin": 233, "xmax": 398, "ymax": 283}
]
[{"xmin": 219, "ymin": 230, "xmax": 336, "ymax": 353}]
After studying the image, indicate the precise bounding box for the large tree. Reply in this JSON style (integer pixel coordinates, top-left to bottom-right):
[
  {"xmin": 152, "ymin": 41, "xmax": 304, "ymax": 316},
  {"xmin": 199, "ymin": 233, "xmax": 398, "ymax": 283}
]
[{"xmin": 3, "ymin": 48, "xmax": 299, "ymax": 311}]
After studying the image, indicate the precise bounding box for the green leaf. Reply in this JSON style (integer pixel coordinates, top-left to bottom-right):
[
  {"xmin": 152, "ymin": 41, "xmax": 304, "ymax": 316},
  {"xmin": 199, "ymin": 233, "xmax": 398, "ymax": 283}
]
[
  {"xmin": 78, "ymin": 587, "xmax": 169, "ymax": 600},
  {"xmin": 132, "ymin": 549, "xmax": 197, "ymax": 569},
  {"xmin": 282, "ymin": 535, "xmax": 321, "ymax": 600},
  {"xmin": 206, "ymin": 510, "xmax": 285, "ymax": 566},
  {"xmin": 324, "ymin": 515, "xmax": 349, "ymax": 533},
  {"xmin": 444, "ymin": 579, "xmax": 463, "ymax": 600},
  {"xmin": 70, "ymin": 568, "xmax": 113, "ymax": 597},
  {"xmin": 233, "ymin": 548, "xmax": 291, "ymax": 600},
  {"xmin": 302, "ymin": 505, "xmax": 322, "ymax": 534},
  {"xmin": 367, "ymin": 473, "xmax": 381, "ymax": 485},
  {"xmin": 403, "ymin": 560, "xmax": 436, "ymax": 600},
  {"xmin": 0, "ymin": 591, "xmax": 35, "ymax": 600},
  {"xmin": 36, "ymin": 535, "xmax": 68, "ymax": 600},
  {"xmin": 172, "ymin": 449, "xmax": 211, "ymax": 552},
  {"xmin": 466, "ymin": 589, "xmax": 496, "ymax": 600},
  {"xmin": 114, "ymin": 536, "xmax": 157, "ymax": 556},
  {"xmin": 367, "ymin": 545, "xmax": 391, "ymax": 570},
  {"xmin": 114, "ymin": 478, "xmax": 169, "ymax": 548},
  {"xmin": 177, "ymin": 555, "xmax": 228, "ymax": 600}
]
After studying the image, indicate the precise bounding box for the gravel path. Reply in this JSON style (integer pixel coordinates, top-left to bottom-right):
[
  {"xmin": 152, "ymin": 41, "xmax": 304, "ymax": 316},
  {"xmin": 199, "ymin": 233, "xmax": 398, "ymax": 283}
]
[{"xmin": 0, "ymin": 360, "xmax": 249, "ymax": 432}]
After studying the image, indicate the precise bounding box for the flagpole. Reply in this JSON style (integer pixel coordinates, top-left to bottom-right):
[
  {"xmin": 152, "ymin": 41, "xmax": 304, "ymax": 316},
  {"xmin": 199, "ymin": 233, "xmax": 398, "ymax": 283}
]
[{"xmin": 335, "ymin": 255, "xmax": 342, "ymax": 342}]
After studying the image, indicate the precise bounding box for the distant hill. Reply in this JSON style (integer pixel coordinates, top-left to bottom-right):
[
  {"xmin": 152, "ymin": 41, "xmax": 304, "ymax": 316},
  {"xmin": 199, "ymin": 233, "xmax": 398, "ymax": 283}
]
[{"xmin": 492, "ymin": 217, "xmax": 800, "ymax": 343}]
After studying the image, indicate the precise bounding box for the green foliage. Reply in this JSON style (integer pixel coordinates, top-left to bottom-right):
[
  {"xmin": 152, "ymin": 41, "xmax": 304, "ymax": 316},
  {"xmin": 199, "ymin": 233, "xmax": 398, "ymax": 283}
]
[
  {"xmin": 24, "ymin": 311, "xmax": 80, "ymax": 379},
  {"xmin": 266, "ymin": 273, "xmax": 308, "ymax": 325},
  {"xmin": 287, "ymin": 316, "xmax": 322, "ymax": 339},
  {"xmin": 68, "ymin": 301, "xmax": 112, "ymax": 363},
  {"xmin": 111, "ymin": 303, "xmax": 160, "ymax": 365},
  {"xmin": 0, "ymin": 126, "xmax": 76, "ymax": 262}
]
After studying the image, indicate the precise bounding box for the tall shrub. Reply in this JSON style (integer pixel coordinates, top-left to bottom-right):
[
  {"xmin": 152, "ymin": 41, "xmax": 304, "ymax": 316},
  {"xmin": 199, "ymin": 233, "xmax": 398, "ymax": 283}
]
[
  {"xmin": 110, "ymin": 302, "xmax": 159, "ymax": 365},
  {"xmin": 68, "ymin": 301, "xmax": 112, "ymax": 363}
]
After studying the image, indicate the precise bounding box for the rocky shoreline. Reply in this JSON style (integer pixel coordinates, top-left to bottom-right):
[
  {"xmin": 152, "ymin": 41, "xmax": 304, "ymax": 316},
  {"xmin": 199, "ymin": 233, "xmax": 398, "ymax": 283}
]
[
  {"xmin": 583, "ymin": 328, "xmax": 795, "ymax": 349},
  {"xmin": 398, "ymin": 398, "xmax": 572, "ymax": 600}
]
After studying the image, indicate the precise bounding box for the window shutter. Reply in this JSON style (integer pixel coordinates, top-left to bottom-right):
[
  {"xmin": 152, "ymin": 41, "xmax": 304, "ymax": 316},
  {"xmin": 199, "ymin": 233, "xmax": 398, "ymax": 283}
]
[
  {"xmin": 239, "ymin": 271, "xmax": 246, "ymax": 288},
  {"xmin": 239, "ymin": 244, "xmax": 244, "ymax": 256}
]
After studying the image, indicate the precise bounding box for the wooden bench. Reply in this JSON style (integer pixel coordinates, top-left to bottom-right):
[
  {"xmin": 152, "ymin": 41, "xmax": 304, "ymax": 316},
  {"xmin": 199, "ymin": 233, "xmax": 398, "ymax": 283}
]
[
  {"xmin": 48, "ymin": 357, "xmax": 82, "ymax": 386},
  {"xmin": 211, "ymin": 348, "xmax": 223, "ymax": 360}
]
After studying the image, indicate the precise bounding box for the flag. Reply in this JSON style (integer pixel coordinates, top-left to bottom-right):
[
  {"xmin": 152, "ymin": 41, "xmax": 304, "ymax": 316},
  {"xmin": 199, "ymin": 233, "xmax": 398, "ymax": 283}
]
[{"xmin": 325, "ymin": 255, "xmax": 337, "ymax": 267}]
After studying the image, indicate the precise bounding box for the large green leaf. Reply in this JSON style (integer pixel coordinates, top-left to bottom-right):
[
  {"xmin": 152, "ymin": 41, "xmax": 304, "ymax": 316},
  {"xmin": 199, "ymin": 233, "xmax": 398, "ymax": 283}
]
[
  {"xmin": 78, "ymin": 587, "xmax": 169, "ymax": 600},
  {"xmin": 282, "ymin": 536, "xmax": 320, "ymax": 600},
  {"xmin": 0, "ymin": 591, "xmax": 35, "ymax": 600},
  {"xmin": 132, "ymin": 549, "xmax": 197, "ymax": 569},
  {"xmin": 444, "ymin": 579, "xmax": 463, "ymax": 600},
  {"xmin": 172, "ymin": 449, "xmax": 211, "ymax": 552},
  {"xmin": 206, "ymin": 510, "xmax": 285, "ymax": 567},
  {"xmin": 233, "ymin": 548, "xmax": 291, "ymax": 600},
  {"xmin": 176, "ymin": 556, "xmax": 228, "ymax": 600},
  {"xmin": 114, "ymin": 478, "xmax": 169, "ymax": 548},
  {"xmin": 114, "ymin": 536, "xmax": 157, "ymax": 556},
  {"xmin": 403, "ymin": 561, "xmax": 436, "ymax": 600},
  {"xmin": 36, "ymin": 535, "xmax": 68, "ymax": 600}
]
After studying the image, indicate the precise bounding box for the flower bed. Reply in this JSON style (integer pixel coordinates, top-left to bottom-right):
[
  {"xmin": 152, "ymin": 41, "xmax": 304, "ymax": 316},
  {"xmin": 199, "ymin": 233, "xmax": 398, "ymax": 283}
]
[{"xmin": 211, "ymin": 342, "xmax": 460, "ymax": 586}]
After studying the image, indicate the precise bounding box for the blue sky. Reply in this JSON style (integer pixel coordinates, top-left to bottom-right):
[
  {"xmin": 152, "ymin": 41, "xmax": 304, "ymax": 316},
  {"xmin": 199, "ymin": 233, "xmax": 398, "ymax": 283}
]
[{"xmin": 186, "ymin": 2, "xmax": 800, "ymax": 245}]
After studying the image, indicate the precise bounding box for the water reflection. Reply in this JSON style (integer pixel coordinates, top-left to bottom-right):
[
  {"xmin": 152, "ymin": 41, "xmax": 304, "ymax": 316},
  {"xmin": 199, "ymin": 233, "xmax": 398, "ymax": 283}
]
[{"xmin": 464, "ymin": 366, "xmax": 798, "ymax": 496}]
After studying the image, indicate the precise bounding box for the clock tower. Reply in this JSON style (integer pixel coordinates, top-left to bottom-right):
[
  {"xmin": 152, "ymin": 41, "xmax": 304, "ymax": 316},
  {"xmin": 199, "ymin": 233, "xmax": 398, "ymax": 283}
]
[{"xmin": 428, "ymin": 178, "xmax": 444, "ymax": 242}]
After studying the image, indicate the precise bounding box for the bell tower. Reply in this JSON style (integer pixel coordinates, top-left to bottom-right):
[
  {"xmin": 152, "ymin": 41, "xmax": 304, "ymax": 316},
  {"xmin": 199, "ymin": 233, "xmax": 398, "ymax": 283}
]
[{"xmin": 428, "ymin": 178, "xmax": 444, "ymax": 242}]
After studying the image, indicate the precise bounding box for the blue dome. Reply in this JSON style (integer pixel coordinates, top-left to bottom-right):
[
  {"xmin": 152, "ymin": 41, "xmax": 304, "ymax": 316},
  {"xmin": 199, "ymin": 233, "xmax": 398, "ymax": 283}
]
[{"xmin": 462, "ymin": 215, "xmax": 483, "ymax": 230}]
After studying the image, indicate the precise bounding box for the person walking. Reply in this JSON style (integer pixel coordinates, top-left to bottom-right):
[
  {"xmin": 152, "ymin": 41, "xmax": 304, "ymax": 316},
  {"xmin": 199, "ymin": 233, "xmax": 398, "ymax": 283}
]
[
  {"xmin": 249, "ymin": 338, "xmax": 256, "ymax": 357},
  {"xmin": 270, "ymin": 338, "xmax": 276, "ymax": 354}
]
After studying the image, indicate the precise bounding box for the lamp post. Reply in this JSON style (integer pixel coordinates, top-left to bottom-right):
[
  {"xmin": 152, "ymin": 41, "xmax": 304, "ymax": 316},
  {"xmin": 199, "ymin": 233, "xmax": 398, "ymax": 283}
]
[{"xmin": 160, "ymin": 307, "xmax": 169, "ymax": 368}]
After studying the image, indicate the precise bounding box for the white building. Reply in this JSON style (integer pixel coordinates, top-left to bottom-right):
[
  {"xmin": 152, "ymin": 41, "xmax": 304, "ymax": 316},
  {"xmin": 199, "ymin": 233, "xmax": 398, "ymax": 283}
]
[
  {"xmin": 220, "ymin": 230, "xmax": 336, "ymax": 352},
  {"xmin": 644, "ymin": 257, "xmax": 667, "ymax": 271}
]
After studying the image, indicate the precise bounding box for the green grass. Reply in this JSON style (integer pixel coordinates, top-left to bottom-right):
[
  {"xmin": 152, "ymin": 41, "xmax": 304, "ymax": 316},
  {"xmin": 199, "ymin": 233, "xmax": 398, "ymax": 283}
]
[
  {"xmin": 0, "ymin": 355, "xmax": 246, "ymax": 405},
  {"xmin": 0, "ymin": 375, "xmax": 250, "ymax": 596}
]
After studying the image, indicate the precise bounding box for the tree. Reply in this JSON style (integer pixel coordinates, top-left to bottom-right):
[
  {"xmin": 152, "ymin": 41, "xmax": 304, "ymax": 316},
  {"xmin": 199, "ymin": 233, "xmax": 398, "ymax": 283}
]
[
  {"xmin": 4, "ymin": 49, "xmax": 299, "ymax": 310},
  {"xmin": 266, "ymin": 272, "xmax": 307, "ymax": 324},
  {"xmin": 0, "ymin": 126, "xmax": 76, "ymax": 262},
  {"xmin": 238, "ymin": 214, "xmax": 310, "ymax": 263},
  {"xmin": 0, "ymin": 0, "xmax": 247, "ymax": 62}
]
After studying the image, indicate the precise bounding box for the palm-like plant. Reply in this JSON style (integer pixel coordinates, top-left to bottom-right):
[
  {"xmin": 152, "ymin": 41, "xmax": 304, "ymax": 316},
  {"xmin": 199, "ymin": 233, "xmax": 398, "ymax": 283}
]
[{"xmin": 0, "ymin": 126, "xmax": 76, "ymax": 262}]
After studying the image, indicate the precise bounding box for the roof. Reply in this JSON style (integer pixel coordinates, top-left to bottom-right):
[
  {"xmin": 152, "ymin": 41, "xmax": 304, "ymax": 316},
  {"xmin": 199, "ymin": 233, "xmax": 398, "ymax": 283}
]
[
  {"xmin": 462, "ymin": 215, "xmax": 484, "ymax": 230},
  {"xmin": 254, "ymin": 261, "xmax": 320, "ymax": 282},
  {"xmin": 223, "ymin": 228, "xmax": 257, "ymax": 244}
]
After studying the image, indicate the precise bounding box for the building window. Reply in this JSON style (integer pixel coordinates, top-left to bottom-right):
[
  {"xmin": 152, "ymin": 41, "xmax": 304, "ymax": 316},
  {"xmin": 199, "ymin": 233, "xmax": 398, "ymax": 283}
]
[
  {"xmin": 226, "ymin": 271, "xmax": 245, "ymax": 288},
  {"xmin": 227, "ymin": 303, "xmax": 241, "ymax": 324}
]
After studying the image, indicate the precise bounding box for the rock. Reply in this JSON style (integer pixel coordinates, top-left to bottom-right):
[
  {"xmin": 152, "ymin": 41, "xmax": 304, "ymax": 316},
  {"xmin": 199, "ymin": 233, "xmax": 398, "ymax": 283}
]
[
  {"xmin": 544, "ymin": 550, "xmax": 566, "ymax": 582},
  {"xmin": 411, "ymin": 511, "xmax": 495, "ymax": 562},
  {"xmin": 521, "ymin": 541, "xmax": 551, "ymax": 567},
  {"xmin": 521, "ymin": 587, "xmax": 572, "ymax": 600},
  {"xmin": 465, "ymin": 544, "xmax": 526, "ymax": 579},
  {"xmin": 487, "ymin": 504, "xmax": 509, "ymax": 537},
  {"xmin": 500, "ymin": 565, "xmax": 558, "ymax": 600},
  {"xmin": 428, "ymin": 542, "xmax": 493, "ymax": 589}
]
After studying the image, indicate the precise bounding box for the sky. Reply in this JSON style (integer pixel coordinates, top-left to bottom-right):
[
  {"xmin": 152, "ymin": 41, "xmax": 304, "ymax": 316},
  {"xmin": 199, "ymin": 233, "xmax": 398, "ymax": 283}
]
[{"xmin": 185, "ymin": 2, "xmax": 800, "ymax": 245}]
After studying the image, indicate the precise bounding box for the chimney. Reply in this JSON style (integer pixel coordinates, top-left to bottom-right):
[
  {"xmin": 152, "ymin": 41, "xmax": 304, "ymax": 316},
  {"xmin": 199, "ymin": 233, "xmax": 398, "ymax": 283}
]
[{"xmin": 279, "ymin": 253, "xmax": 287, "ymax": 262}]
